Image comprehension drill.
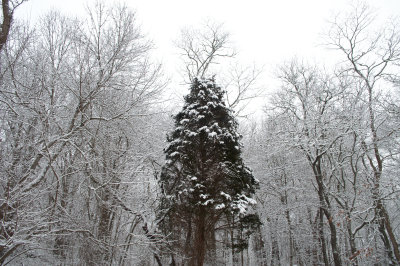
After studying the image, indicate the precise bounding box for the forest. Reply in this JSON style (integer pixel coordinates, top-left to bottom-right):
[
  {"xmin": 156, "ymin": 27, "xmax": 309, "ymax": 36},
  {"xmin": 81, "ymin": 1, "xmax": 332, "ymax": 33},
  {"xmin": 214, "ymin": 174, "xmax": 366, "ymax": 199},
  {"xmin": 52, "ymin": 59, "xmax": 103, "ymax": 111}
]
[{"xmin": 1, "ymin": 0, "xmax": 400, "ymax": 265}]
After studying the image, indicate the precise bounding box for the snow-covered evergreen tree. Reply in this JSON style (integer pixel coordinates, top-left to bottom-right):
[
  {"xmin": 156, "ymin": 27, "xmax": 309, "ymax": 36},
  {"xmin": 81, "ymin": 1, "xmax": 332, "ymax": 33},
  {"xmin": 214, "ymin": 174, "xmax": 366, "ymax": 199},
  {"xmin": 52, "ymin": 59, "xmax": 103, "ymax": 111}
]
[{"xmin": 158, "ymin": 77, "xmax": 259, "ymax": 265}]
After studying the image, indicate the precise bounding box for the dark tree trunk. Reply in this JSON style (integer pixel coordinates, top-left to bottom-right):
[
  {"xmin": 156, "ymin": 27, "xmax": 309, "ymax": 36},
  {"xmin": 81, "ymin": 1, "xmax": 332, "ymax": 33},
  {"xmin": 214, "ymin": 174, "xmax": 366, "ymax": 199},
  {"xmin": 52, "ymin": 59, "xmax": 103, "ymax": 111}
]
[
  {"xmin": 313, "ymin": 159, "xmax": 342, "ymax": 266},
  {"xmin": 366, "ymin": 81, "xmax": 400, "ymax": 264},
  {"xmin": 1, "ymin": 0, "xmax": 12, "ymax": 52},
  {"xmin": 324, "ymin": 209, "xmax": 342, "ymax": 266},
  {"xmin": 207, "ymin": 225, "xmax": 217, "ymax": 265},
  {"xmin": 318, "ymin": 208, "xmax": 329, "ymax": 266},
  {"xmin": 185, "ymin": 215, "xmax": 193, "ymax": 260},
  {"xmin": 374, "ymin": 183, "xmax": 399, "ymax": 265},
  {"xmin": 308, "ymin": 208, "xmax": 320, "ymax": 266},
  {"xmin": 191, "ymin": 207, "xmax": 206, "ymax": 266}
]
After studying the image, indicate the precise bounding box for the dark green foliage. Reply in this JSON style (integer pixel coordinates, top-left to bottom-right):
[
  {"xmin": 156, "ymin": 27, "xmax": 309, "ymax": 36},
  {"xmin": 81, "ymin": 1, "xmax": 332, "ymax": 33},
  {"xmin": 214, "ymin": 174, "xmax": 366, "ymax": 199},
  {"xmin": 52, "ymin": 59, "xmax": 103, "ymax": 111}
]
[
  {"xmin": 240, "ymin": 214, "xmax": 263, "ymax": 234},
  {"xmin": 157, "ymin": 77, "xmax": 259, "ymax": 263}
]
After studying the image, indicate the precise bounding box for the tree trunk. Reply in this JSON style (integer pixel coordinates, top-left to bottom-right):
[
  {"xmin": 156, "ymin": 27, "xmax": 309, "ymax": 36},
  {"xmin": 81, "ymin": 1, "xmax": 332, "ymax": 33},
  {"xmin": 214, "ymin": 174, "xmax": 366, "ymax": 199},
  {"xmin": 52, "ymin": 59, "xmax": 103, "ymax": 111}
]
[
  {"xmin": 324, "ymin": 209, "xmax": 342, "ymax": 266},
  {"xmin": 208, "ymin": 225, "xmax": 217, "ymax": 265},
  {"xmin": 1, "ymin": 0, "xmax": 12, "ymax": 52},
  {"xmin": 318, "ymin": 208, "xmax": 329, "ymax": 266},
  {"xmin": 192, "ymin": 207, "xmax": 206, "ymax": 266},
  {"xmin": 382, "ymin": 205, "xmax": 400, "ymax": 264},
  {"xmin": 366, "ymin": 82, "xmax": 400, "ymax": 264},
  {"xmin": 285, "ymin": 208, "xmax": 294, "ymax": 266},
  {"xmin": 185, "ymin": 215, "xmax": 193, "ymax": 261},
  {"xmin": 314, "ymin": 160, "xmax": 342, "ymax": 266},
  {"xmin": 308, "ymin": 208, "xmax": 320, "ymax": 266},
  {"xmin": 346, "ymin": 220, "xmax": 358, "ymax": 266},
  {"xmin": 230, "ymin": 219, "xmax": 237, "ymax": 265},
  {"xmin": 373, "ymin": 184, "xmax": 400, "ymax": 264}
]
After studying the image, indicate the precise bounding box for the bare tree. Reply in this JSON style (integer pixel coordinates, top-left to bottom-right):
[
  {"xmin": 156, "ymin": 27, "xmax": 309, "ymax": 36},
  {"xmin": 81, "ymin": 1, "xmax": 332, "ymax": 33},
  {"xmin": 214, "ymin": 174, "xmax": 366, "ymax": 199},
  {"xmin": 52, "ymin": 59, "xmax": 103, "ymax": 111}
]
[
  {"xmin": 0, "ymin": 2, "xmax": 165, "ymax": 264},
  {"xmin": 271, "ymin": 60, "xmax": 349, "ymax": 266},
  {"xmin": 223, "ymin": 63, "xmax": 264, "ymax": 117},
  {"xmin": 177, "ymin": 21, "xmax": 264, "ymax": 118},
  {"xmin": 325, "ymin": 3, "xmax": 400, "ymax": 264},
  {"xmin": 176, "ymin": 20, "xmax": 235, "ymax": 82},
  {"xmin": 0, "ymin": 0, "xmax": 27, "ymax": 52}
]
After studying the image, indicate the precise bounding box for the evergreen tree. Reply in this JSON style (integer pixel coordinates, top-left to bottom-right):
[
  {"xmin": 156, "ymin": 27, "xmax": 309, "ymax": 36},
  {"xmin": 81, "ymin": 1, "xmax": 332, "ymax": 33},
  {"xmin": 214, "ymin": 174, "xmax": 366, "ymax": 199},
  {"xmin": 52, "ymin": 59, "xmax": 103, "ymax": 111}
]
[{"xmin": 158, "ymin": 78, "xmax": 259, "ymax": 265}]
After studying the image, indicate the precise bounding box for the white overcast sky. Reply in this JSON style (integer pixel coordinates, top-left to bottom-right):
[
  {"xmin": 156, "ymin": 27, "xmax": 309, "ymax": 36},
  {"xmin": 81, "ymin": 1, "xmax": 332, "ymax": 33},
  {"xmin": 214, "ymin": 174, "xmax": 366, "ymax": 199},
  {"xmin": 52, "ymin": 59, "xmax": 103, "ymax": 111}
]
[{"xmin": 16, "ymin": 0, "xmax": 400, "ymax": 110}]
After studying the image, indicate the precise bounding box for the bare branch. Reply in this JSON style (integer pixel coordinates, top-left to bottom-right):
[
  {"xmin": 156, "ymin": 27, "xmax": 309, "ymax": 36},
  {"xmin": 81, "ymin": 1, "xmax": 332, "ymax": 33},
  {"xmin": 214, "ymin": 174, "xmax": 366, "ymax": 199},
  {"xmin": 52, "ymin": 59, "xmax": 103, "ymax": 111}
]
[{"xmin": 176, "ymin": 20, "xmax": 235, "ymax": 82}]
